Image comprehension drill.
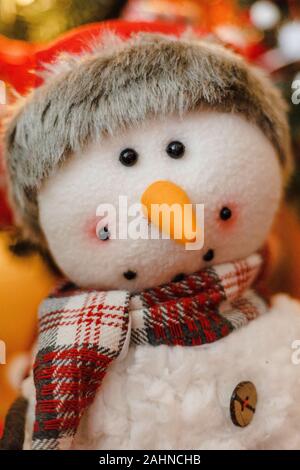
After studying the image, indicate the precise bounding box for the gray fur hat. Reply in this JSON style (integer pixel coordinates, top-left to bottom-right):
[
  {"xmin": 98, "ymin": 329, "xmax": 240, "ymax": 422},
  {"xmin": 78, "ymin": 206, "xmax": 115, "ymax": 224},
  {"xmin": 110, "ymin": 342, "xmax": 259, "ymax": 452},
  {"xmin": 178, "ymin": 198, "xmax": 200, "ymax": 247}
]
[{"xmin": 4, "ymin": 32, "xmax": 292, "ymax": 247}]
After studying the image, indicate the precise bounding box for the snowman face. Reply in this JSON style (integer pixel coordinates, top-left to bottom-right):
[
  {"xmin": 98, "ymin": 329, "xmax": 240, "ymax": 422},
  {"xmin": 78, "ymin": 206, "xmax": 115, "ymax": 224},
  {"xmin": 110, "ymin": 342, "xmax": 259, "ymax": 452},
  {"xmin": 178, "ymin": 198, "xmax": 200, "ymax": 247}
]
[{"xmin": 38, "ymin": 111, "xmax": 282, "ymax": 291}]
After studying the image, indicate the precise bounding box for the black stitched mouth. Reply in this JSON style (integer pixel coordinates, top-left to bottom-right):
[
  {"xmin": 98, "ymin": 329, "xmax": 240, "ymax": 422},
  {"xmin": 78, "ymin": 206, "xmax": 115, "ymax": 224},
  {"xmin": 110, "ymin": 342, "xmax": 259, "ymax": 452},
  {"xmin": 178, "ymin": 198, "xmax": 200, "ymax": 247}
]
[
  {"xmin": 123, "ymin": 270, "xmax": 137, "ymax": 280},
  {"xmin": 172, "ymin": 273, "xmax": 185, "ymax": 282},
  {"xmin": 203, "ymin": 249, "xmax": 214, "ymax": 262}
]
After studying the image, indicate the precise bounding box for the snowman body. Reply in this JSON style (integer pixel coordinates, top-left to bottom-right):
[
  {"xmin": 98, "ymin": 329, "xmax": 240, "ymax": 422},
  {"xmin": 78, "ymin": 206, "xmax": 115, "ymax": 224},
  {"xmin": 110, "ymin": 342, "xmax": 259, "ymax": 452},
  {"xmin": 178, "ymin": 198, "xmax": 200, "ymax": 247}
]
[{"xmin": 22, "ymin": 294, "xmax": 300, "ymax": 450}]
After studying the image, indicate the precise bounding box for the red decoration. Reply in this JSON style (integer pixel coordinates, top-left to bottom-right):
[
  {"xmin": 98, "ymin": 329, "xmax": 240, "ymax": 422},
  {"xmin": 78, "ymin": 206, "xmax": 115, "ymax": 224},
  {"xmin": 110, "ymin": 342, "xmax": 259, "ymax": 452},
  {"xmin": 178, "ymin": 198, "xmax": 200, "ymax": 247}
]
[
  {"xmin": 0, "ymin": 20, "xmax": 205, "ymax": 95},
  {"xmin": 0, "ymin": 187, "xmax": 12, "ymax": 227}
]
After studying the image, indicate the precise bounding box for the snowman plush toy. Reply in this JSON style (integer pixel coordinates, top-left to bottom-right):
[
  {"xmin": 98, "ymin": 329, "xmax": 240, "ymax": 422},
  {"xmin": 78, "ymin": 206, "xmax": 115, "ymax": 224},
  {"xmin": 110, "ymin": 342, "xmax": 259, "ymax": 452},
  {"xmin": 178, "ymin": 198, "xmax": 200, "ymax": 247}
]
[{"xmin": 2, "ymin": 22, "xmax": 300, "ymax": 450}]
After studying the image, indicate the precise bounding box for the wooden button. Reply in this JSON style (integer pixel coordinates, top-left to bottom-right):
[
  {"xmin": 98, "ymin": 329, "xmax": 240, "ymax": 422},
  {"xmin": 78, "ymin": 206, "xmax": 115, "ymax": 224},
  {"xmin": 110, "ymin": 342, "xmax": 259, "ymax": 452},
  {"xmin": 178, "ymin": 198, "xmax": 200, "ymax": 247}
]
[{"xmin": 230, "ymin": 381, "xmax": 257, "ymax": 427}]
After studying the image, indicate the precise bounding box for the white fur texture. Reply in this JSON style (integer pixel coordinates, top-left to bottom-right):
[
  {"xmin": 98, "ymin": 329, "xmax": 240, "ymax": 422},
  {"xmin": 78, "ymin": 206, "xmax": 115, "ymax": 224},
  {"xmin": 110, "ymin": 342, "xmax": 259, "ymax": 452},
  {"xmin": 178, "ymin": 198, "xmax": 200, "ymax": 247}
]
[
  {"xmin": 23, "ymin": 295, "xmax": 300, "ymax": 449},
  {"xmin": 38, "ymin": 111, "xmax": 282, "ymax": 292}
]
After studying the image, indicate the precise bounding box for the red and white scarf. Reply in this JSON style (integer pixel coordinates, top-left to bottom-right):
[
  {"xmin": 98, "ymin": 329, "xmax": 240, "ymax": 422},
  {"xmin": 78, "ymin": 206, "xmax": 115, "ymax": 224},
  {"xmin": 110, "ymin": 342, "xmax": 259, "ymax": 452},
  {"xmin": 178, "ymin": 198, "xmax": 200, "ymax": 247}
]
[{"xmin": 32, "ymin": 253, "xmax": 267, "ymax": 450}]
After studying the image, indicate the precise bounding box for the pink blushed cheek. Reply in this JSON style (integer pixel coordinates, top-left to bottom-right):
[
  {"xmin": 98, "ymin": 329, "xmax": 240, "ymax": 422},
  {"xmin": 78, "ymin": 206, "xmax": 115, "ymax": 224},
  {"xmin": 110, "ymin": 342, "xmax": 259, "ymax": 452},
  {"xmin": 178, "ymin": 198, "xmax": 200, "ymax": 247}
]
[
  {"xmin": 217, "ymin": 203, "xmax": 239, "ymax": 231},
  {"xmin": 84, "ymin": 216, "xmax": 105, "ymax": 243}
]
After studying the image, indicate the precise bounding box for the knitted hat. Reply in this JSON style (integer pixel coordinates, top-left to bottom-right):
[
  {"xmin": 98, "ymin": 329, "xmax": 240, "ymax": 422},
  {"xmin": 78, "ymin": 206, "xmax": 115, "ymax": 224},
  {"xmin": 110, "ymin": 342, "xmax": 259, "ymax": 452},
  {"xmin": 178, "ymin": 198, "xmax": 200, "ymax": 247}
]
[{"xmin": 4, "ymin": 26, "xmax": 292, "ymax": 247}]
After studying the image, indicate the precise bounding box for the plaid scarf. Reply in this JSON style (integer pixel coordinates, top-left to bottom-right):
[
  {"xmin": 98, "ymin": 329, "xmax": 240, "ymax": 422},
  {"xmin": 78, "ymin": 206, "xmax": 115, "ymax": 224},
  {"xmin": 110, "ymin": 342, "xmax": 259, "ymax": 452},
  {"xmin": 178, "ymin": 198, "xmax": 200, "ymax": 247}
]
[{"xmin": 32, "ymin": 253, "xmax": 267, "ymax": 450}]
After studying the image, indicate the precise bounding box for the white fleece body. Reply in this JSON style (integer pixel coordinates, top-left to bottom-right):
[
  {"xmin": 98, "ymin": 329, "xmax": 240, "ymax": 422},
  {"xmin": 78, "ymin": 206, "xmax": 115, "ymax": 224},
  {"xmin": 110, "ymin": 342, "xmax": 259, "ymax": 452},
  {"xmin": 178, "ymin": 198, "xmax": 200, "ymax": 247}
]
[{"xmin": 23, "ymin": 295, "xmax": 300, "ymax": 450}]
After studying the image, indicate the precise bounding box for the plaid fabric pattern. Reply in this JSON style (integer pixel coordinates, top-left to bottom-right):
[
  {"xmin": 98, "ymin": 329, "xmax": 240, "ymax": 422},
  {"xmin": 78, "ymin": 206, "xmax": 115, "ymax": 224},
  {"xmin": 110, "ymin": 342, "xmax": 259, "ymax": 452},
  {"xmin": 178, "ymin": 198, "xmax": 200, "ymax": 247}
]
[
  {"xmin": 33, "ymin": 290, "xmax": 130, "ymax": 450},
  {"xmin": 33, "ymin": 253, "xmax": 266, "ymax": 450}
]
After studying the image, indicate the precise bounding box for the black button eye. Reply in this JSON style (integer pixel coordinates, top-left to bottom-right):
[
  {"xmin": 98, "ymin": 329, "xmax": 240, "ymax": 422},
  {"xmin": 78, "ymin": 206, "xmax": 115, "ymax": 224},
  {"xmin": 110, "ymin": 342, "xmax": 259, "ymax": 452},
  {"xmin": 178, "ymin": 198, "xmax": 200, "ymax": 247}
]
[
  {"xmin": 220, "ymin": 207, "xmax": 232, "ymax": 221},
  {"xmin": 166, "ymin": 141, "xmax": 185, "ymax": 159},
  {"xmin": 119, "ymin": 148, "xmax": 138, "ymax": 167}
]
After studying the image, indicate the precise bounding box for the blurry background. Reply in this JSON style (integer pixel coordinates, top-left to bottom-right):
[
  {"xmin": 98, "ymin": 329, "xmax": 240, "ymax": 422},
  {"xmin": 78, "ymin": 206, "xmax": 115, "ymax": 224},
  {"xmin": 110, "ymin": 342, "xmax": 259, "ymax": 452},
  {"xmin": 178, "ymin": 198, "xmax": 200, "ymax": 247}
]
[
  {"xmin": 0, "ymin": 0, "xmax": 300, "ymax": 426},
  {"xmin": 0, "ymin": 0, "xmax": 127, "ymax": 41}
]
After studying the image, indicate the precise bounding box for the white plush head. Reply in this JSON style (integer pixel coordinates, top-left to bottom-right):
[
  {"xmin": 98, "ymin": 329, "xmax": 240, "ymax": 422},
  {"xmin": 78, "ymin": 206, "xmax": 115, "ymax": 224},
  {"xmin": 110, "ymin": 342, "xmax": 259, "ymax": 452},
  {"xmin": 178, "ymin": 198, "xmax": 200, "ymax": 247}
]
[{"xmin": 38, "ymin": 110, "xmax": 282, "ymax": 292}]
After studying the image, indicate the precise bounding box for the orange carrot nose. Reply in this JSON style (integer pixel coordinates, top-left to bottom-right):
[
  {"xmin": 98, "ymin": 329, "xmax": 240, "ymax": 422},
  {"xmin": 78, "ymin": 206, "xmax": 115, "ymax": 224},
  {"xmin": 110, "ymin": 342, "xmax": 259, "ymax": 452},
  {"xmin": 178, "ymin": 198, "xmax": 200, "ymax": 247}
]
[{"xmin": 141, "ymin": 180, "xmax": 199, "ymax": 245}]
